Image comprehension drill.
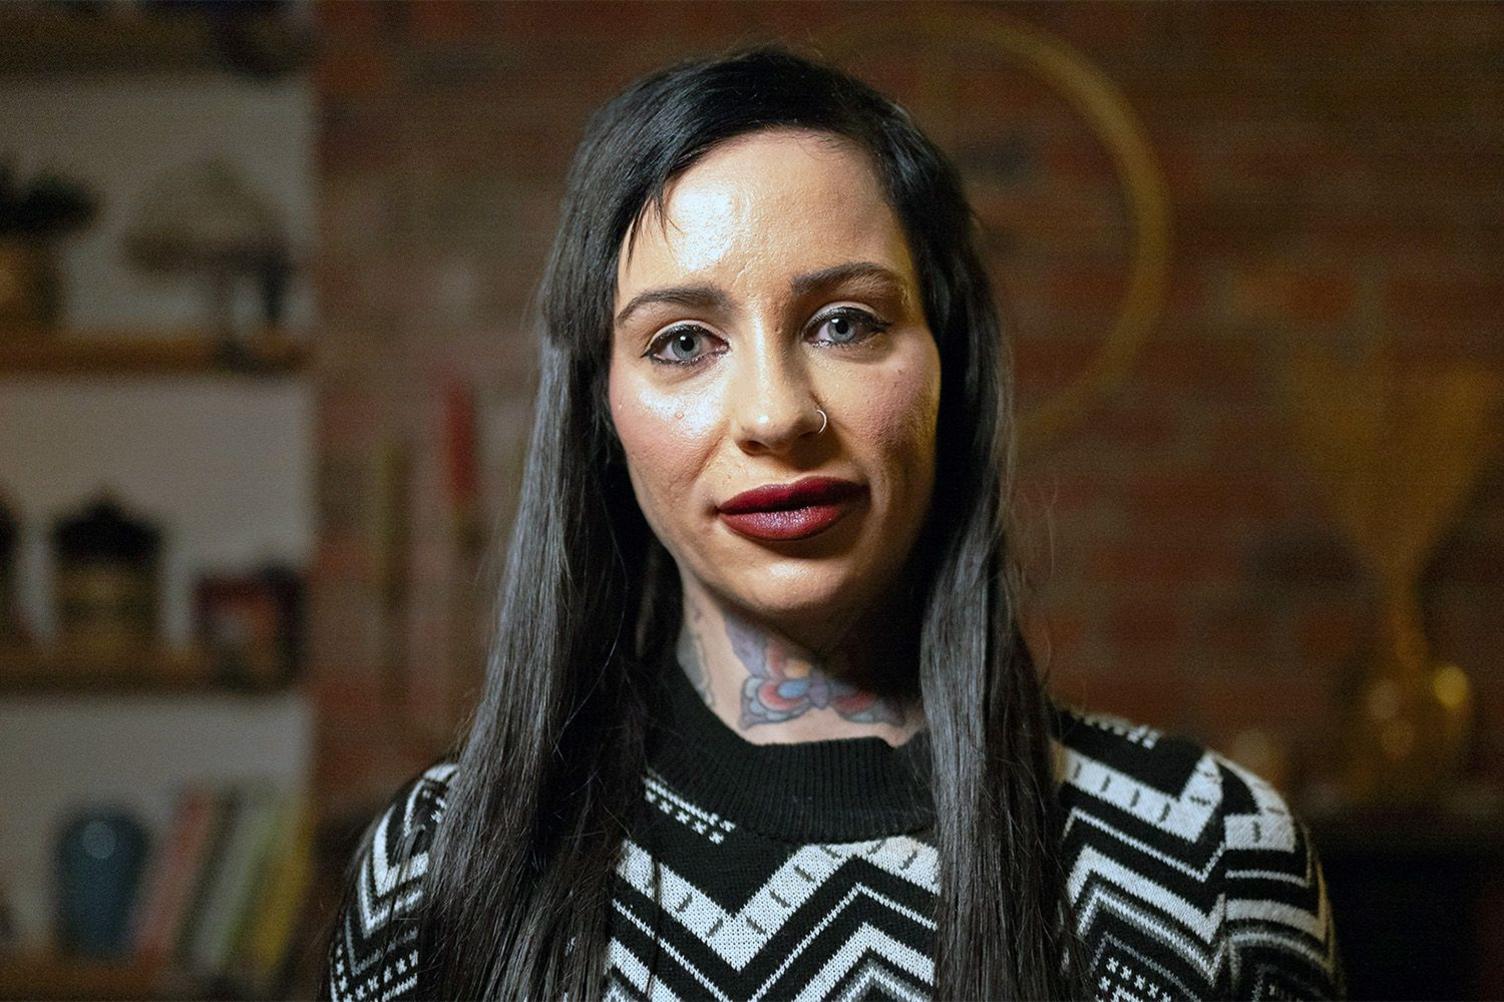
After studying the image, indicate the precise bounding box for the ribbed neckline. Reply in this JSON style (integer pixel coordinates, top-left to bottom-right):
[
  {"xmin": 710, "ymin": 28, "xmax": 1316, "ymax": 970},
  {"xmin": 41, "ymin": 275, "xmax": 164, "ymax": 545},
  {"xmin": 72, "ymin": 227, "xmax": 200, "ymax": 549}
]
[{"xmin": 644, "ymin": 645, "xmax": 935, "ymax": 843}]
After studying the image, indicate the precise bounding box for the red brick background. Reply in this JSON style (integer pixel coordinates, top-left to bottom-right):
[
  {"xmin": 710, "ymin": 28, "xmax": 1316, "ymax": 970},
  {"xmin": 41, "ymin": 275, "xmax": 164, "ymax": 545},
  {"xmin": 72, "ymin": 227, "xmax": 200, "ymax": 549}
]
[{"xmin": 308, "ymin": 1, "xmax": 1504, "ymax": 820}]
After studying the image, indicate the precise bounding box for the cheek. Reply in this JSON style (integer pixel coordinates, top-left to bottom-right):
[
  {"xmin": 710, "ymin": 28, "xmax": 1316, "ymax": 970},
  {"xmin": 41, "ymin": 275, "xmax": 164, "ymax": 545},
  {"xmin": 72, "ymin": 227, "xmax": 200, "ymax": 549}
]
[
  {"xmin": 607, "ymin": 366, "xmax": 720, "ymax": 520},
  {"xmin": 839, "ymin": 349, "xmax": 941, "ymax": 484}
]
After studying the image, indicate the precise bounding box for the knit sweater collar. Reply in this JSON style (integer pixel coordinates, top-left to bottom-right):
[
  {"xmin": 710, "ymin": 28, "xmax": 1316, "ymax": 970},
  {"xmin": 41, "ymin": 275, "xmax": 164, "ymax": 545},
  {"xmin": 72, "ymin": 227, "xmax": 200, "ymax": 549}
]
[{"xmin": 644, "ymin": 646, "xmax": 935, "ymax": 844}]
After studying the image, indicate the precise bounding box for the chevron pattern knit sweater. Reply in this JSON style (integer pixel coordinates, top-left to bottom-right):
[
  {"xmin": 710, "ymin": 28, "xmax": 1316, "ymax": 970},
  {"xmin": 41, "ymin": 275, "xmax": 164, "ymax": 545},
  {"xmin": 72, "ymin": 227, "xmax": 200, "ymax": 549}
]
[{"xmin": 326, "ymin": 660, "xmax": 1344, "ymax": 1001}]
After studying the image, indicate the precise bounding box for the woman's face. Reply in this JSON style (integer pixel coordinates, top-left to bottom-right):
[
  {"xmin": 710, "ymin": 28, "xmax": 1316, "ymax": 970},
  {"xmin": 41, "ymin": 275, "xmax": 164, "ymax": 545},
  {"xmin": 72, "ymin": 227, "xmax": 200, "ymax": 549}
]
[{"xmin": 608, "ymin": 129, "xmax": 941, "ymax": 639}]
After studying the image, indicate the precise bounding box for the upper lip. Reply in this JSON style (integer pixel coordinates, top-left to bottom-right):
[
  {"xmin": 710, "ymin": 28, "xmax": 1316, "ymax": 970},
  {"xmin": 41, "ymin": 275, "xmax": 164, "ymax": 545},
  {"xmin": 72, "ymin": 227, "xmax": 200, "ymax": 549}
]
[{"xmin": 719, "ymin": 476, "xmax": 866, "ymax": 514}]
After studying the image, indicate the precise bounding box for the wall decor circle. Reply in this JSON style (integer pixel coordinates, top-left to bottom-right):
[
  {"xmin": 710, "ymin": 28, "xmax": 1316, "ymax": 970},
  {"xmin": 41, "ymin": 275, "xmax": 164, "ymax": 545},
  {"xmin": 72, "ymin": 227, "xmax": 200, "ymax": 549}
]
[{"xmin": 820, "ymin": 13, "xmax": 1172, "ymax": 456}]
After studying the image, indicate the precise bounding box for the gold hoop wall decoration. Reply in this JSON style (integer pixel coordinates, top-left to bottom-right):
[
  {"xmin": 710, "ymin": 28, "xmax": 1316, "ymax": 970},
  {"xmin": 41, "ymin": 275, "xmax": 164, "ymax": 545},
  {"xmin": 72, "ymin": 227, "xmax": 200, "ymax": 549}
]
[{"xmin": 819, "ymin": 13, "xmax": 1172, "ymax": 456}]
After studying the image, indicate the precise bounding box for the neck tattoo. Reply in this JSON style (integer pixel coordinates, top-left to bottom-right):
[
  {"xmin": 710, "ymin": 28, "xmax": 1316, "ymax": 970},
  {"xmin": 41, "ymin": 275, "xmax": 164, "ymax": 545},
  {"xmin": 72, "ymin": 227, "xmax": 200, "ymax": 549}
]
[
  {"xmin": 677, "ymin": 601, "xmax": 908, "ymax": 731},
  {"xmin": 675, "ymin": 600, "xmax": 714, "ymax": 709}
]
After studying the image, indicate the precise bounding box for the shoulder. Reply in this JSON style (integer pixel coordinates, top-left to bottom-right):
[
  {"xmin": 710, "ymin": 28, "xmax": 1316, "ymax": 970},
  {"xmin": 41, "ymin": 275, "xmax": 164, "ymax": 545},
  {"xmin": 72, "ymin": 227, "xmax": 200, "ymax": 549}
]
[
  {"xmin": 347, "ymin": 761, "xmax": 458, "ymax": 909},
  {"xmin": 325, "ymin": 763, "xmax": 457, "ymax": 1002},
  {"xmin": 1051, "ymin": 705, "xmax": 1345, "ymax": 999},
  {"xmin": 1208, "ymin": 753, "xmax": 1346, "ymax": 999},
  {"xmin": 1051, "ymin": 703, "xmax": 1301, "ymax": 837},
  {"xmin": 366, "ymin": 762, "xmax": 458, "ymax": 864},
  {"xmin": 1051, "ymin": 704, "xmax": 1226, "ymax": 840}
]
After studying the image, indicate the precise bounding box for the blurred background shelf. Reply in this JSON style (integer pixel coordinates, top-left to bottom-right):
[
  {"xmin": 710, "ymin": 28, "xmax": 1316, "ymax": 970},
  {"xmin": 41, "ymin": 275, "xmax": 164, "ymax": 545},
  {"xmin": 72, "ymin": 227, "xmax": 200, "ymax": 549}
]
[
  {"xmin": 0, "ymin": 646, "xmax": 299, "ymax": 697},
  {"xmin": 0, "ymin": 332, "xmax": 308, "ymax": 378},
  {"xmin": 0, "ymin": 953, "xmax": 191, "ymax": 1001},
  {"xmin": 0, "ymin": 4, "xmax": 322, "ymax": 995},
  {"xmin": 0, "ymin": 6, "xmax": 223, "ymax": 78},
  {"xmin": 0, "ymin": 4, "xmax": 312, "ymax": 80},
  {"xmin": 0, "ymin": 644, "xmax": 207, "ymax": 694}
]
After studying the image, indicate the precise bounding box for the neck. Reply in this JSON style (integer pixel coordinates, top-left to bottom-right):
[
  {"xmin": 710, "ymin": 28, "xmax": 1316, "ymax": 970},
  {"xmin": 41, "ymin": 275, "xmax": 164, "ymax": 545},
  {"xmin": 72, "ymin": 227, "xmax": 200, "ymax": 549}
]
[{"xmin": 674, "ymin": 576, "xmax": 925, "ymax": 748}]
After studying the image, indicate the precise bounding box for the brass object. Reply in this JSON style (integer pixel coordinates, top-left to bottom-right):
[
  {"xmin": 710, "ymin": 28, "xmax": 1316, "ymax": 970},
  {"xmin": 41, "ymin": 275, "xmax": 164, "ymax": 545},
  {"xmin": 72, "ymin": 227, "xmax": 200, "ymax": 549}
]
[
  {"xmin": 821, "ymin": 12, "xmax": 1172, "ymax": 455},
  {"xmin": 50, "ymin": 497, "xmax": 162, "ymax": 677},
  {"xmin": 1282, "ymin": 339, "xmax": 1503, "ymax": 803}
]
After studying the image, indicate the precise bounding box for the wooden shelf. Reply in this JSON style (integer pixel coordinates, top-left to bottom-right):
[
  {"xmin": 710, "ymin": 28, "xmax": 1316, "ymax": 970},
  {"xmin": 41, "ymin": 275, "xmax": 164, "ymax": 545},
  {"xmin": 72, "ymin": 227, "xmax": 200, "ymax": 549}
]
[
  {"xmin": 0, "ymin": 6, "xmax": 310, "ymax": 79},
  {"xmin": 0, "ymin": 6, "xmax": 220, "ymax": 77},
  {"xmin": 0, "ymin": 645, "xmax": 295, "ymax": 697},
  {"xmin": 0, "ymin": 952, "xmax": 199, "ymax": 1001},
  {"xmin": 0, "ymin": 331, "xmax": 308, "ymax": 378}
]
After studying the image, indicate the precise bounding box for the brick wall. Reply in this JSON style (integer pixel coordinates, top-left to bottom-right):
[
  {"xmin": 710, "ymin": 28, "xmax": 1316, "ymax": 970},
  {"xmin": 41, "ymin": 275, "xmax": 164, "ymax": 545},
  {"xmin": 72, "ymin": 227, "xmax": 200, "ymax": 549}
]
[{"xmin": 309, "ymin": 1, "xmax": 1504, "ymax": 817}]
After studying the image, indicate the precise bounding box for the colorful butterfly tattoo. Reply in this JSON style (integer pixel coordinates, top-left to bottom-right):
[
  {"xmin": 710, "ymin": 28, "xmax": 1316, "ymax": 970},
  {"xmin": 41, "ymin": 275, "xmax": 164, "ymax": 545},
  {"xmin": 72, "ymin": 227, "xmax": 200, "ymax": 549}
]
[{"xmin": 725, "ymin": 614, "xmax": 906, "ymax": 728}]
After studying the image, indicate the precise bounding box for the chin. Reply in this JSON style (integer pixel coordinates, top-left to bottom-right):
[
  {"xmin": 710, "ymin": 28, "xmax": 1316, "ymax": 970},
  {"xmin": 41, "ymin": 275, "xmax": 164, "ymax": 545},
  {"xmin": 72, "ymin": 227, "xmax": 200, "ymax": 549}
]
[{"xmin": 714, "ymin": 561, "xmax": 879, "ymax": 628}]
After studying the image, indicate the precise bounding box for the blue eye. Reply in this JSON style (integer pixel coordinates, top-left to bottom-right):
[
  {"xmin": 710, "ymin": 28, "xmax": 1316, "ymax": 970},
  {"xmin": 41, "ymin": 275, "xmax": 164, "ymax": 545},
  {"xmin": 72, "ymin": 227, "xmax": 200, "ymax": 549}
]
[
  {"xmin": 811, "ymin": 308, "xmax": 887, "ymax": 346},
  {"xmin": 646, "ymin": 326, "xmax": 721, "ymax": 366}
]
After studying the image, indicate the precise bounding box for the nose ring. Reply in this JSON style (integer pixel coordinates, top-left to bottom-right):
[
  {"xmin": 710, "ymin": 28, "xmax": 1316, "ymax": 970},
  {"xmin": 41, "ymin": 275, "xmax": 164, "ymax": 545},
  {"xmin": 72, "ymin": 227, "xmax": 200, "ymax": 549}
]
[{"xmin": 815, "ymin": 407, "xmax": 828, "ymax": 435}]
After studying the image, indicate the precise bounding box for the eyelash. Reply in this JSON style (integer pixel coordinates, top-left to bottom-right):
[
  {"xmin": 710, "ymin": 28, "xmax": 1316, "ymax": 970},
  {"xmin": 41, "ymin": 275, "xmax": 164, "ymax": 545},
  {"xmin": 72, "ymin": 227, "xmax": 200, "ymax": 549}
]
[{"xmin": 641, "ymin": 307, "xmax": 891, "ymax": 368}]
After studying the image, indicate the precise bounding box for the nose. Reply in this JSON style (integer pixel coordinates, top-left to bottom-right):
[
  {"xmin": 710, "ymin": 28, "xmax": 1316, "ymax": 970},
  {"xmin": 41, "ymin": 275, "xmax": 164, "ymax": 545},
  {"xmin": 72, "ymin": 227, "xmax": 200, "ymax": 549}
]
[{"xmin": 729, "ymin": 344, "xmax": 824, "ymax": 456}]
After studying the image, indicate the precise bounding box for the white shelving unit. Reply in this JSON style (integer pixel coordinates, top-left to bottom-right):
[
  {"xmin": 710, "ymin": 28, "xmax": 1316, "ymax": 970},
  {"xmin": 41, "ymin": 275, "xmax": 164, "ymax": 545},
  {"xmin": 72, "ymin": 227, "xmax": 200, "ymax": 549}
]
[
  {"xmin": 0, "ymin": 61, "xmax": 320, "ymax": 978},
  {"xmin": 0, "ymin": 688, "xmax": 313, "ymax": 949}
]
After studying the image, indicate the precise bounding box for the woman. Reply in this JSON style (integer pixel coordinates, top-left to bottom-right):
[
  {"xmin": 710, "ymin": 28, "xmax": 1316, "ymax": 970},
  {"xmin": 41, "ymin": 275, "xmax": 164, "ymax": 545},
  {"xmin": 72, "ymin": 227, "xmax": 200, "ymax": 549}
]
[{"xmin": 325, "ymin": 48, "xmax": 1343, "ymax": 1001}]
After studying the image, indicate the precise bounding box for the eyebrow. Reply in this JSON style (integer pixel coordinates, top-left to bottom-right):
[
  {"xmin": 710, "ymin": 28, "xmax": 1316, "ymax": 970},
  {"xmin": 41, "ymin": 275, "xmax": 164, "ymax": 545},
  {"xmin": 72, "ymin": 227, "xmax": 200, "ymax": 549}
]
[
  {"xmin": 614, "ymin": 261, "xmax": 910, "ymax": 327},
  {"xmin": 614, "ymin": 284, "xmax": 732, "ymax": 327}
]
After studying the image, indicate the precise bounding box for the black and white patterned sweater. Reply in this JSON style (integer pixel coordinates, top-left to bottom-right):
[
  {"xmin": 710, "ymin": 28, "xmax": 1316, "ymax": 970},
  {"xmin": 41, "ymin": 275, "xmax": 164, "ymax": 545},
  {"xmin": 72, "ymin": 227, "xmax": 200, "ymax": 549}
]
[{"xmin": 327, "ymin": 661, "xmax": 1344, "ymax": 1001}]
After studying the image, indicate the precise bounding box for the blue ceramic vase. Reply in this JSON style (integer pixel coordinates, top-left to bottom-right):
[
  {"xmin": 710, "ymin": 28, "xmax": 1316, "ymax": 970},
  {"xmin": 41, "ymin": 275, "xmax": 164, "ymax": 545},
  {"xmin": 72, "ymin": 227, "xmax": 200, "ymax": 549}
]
[{"xmin": 56, "ymin": 809, "xmax": 149, "ymax": 957}]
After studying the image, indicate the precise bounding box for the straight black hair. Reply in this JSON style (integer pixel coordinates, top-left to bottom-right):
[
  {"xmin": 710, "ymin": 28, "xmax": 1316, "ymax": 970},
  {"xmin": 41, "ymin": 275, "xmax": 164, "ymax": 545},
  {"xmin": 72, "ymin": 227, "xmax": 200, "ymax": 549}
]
[{"xmin": 419, "ymin": 46, "xmax": 1091, "ymax": 1000}]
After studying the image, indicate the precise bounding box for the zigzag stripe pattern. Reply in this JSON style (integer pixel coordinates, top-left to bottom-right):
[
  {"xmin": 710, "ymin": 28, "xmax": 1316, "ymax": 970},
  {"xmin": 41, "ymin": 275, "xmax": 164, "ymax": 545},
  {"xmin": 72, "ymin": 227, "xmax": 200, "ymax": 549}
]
[
  {"xmin": 327, "ymin": 713, "xmax": 1342, "ymax": 1000},
  {"xmin": 329, "ymin": 764, "xmax": 452, "ymax": 1002}
]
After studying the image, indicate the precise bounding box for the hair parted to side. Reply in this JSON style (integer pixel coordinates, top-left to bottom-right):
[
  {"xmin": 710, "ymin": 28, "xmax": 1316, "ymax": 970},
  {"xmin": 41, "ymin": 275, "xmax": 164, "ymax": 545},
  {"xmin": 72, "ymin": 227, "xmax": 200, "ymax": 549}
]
[{"xmin": 413, "ymin": 46, "xmax": 1090, "ymax": 1000}]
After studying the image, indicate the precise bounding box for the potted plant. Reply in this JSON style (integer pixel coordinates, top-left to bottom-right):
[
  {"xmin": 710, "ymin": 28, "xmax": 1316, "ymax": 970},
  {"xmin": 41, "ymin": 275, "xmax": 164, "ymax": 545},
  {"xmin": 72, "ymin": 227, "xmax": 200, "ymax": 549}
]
[{"xmin": 0, "ymin": 162, "xmax": 98, "ymax": 332}]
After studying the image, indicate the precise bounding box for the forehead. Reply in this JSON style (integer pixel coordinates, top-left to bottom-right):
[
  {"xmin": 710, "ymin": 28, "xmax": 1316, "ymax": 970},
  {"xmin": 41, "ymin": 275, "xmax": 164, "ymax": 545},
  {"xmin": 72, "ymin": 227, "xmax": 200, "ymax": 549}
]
[{"xmin": 615, "ymin": 129, "xmax": 916, "ymax": 301}]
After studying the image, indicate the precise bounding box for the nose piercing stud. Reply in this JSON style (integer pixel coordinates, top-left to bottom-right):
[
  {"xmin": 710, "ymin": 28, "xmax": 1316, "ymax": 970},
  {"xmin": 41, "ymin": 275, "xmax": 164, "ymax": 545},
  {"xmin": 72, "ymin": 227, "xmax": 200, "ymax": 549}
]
[{"xmin": 815, "ymin": 407, "xmax": 829, "ymax": 435}]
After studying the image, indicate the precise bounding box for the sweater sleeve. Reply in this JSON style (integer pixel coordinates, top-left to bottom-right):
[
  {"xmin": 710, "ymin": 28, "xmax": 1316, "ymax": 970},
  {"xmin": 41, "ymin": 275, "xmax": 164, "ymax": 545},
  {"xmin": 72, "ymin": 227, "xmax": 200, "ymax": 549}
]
[
  {"xmin": 1214, "ymin": 757, "xmax": 1346, "ymax": 1000},
  {"xmin": 323, "ymin": 764, "xmax": 455, "ymax": 1002}
]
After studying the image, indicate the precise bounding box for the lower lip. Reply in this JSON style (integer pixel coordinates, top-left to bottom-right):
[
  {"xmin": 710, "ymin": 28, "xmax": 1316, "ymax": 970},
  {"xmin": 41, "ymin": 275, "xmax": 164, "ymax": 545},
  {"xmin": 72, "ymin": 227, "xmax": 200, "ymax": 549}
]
[{"xmin": 719, "ymin": 500, "xmax": 860, "ymax": 542}]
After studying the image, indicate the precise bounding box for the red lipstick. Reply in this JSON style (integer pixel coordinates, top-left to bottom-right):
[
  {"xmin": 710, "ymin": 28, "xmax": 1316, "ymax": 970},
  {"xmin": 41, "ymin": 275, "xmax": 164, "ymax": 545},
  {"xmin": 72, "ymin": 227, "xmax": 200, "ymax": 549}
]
[{"xmin": 717, "ymin": 476, "xmax": 867, "ymax": 542}]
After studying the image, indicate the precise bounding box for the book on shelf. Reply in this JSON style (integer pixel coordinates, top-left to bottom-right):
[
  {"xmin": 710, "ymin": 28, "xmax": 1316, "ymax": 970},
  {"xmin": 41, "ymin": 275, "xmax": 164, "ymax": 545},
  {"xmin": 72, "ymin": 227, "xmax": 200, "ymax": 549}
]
[
  {"xmin": 184, "ymin": 784, "xmax": 284, "ymax": 976},
  {"xmin": 170, "ymin": 787, "xmax": 238, "ymax": 966},
  {"xmin": 129, "ymin": 784, "xmax": 217, "ymax": 962},
  {"xmin": 118, "ymin": 780, "xmax": 312, "ymax": 994},
  {"xmin": 233, "ymin": 794, "xmax": 314, "ymax": 990}
]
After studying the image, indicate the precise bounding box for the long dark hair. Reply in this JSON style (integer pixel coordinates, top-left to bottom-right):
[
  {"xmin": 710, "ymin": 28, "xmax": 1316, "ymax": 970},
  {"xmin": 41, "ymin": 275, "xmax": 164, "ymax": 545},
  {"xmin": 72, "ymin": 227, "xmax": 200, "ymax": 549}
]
[{"xmin": 422, "ymin": 47, "xmax": 1090, "ymax": 1000}]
